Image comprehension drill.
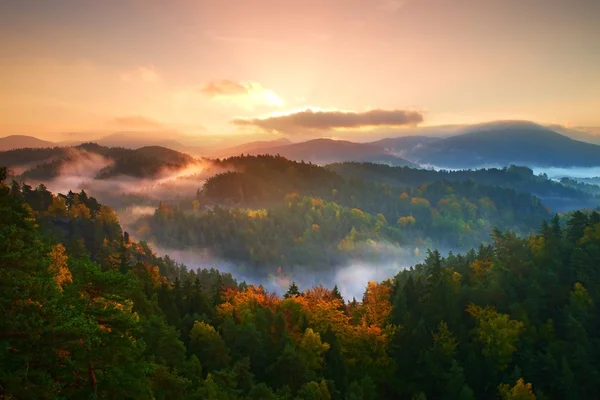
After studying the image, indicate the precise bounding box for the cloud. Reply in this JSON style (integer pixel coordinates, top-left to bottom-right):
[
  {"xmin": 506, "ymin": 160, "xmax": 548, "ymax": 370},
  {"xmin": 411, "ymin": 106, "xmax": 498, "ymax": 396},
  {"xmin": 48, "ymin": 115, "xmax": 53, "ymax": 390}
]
[
  {"xmin": 199, "ymin": 79, "xmax": 284, "ymax": 109},
  {"xmin": 120, "ymin": 66, "xmax": 160, "ymax": 83},
  {"xmin": 200, "ymin": 79, "xmax": 249, "ymax": 97},
  {"xmin": 232, "ymin": 108, "xmax": 424, "ymax": 134},
  {"xmin": 112, "ymin": 115, "xmax": 163, "ymax": 129}
]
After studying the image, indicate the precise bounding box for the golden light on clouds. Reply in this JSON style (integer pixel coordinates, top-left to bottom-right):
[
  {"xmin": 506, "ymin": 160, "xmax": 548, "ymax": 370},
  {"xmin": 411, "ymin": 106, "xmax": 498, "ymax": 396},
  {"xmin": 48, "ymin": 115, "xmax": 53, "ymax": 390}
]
[
  {"xmin": 233, "ymin": 108, "xmax": 424, "ymax": 135},
  {"xmin": 0, "ymin": 0, "xmax": 599, "ymax": 139},
  {"xmin": 200, "ymin": 79, "xmax": 284, "ymax": 110}
]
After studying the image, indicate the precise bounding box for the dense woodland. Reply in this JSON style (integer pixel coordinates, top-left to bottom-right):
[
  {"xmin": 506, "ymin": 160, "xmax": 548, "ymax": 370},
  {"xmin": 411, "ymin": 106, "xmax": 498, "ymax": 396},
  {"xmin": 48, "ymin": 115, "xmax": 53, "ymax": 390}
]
[
  {"xmin": 134, "ymin": 155, "xmax": 551, "ymax": 268},
  {"xmin": 2, "ymin": 144, "xmax": 198, "ymax": 181},
  {"xmin": 326, "ymin": 162, "xmax": 599, "ymax": 212},
  {"xmin": 3, "ymin": 163, "xmax": 600, "ymax": 399}
]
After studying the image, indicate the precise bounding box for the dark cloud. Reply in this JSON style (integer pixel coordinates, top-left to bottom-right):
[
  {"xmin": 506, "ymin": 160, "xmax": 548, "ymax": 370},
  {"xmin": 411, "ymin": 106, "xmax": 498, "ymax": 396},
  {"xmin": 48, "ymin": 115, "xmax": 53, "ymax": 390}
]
[
  {"xmin": 232, "ymin": 108, "xmax": 424, "ymax": 134},
  {"xmin": 200, "ymin": 80, "xmax": 249, "ymax": 97},
  {"xmin": 113, "ymin": 115, "xmax": 163, "ymax": 129}
]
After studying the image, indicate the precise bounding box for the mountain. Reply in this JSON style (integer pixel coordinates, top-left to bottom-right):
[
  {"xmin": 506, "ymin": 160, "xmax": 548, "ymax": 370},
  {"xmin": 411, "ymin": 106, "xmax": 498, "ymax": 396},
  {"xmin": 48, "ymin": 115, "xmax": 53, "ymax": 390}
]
[
  {"xmin": 368, "ymin": 136, "xmax": 441, "ymax": 155},
  {"xmin": 92, "ymin": 132, "xmax": 191, "ymax": 152},
  {"xmin": 211, "ymin": 138, "xmax": 292, "ymax": 158},
  {"xmin": 246, "ymin": 138, "xmax": 417, "ymax": 166},
  {"xmin": 547, "ymin": 125, "xmax": 600, "ymax": 145},
  {"xmin": 409, "ymin": 121, "xmax": 600, "ymax": 168},
  {"xmin": 0, "ymin": 135, "xmax": 56, "ymax": 151}
]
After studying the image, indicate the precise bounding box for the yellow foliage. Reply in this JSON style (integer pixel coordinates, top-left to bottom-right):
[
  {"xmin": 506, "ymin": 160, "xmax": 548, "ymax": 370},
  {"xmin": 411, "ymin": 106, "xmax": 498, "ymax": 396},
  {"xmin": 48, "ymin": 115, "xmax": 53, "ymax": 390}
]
[
  {"xmin": 579, "ymin": 223, "xmax": 600, "ymax": 245},
  {"xmin": 312, "ymin": 224, "xmax": 320, "ymax": 232},
  {"xmin": 397, "ymin": 216, "xmax": 416, "ymax": 227},
  {"xmin": 351, "ymin": 208, "xmax": 365, "ymax": 218},
  {"xmin": 48, "ymin": 244, "xmax": 72, "ymax": 291},
  {"xmin": 529, "ymin": 236, "xmax": 545, "ymax": 258},
  {"xmin": 399, "ymin": 192, "xmax": 410, "ymax": 200},
  {"xmin": 466, "ymin": 304, "xmax": 524, "ymax": 371},
  {"xmin": 247, "ymin": 209, "xmax": 267, "ymax": 219},
  {"xmin": 46, "ymin": 195, "xmax": 67, "ymax": 217},
  {"xmin": 470, "ymin": 259, "xmax": 492, "ymax": 280},
  {"xmin": 68, "ymin": 202, "xmax": 91, "ymax": 219},
  {"xmin": 498, "ymin": 378, "xmax": 536, "ymax": 400},
  {"xmin": 95, "ymin": 205, "xmax": 119, "ymax": 223}
]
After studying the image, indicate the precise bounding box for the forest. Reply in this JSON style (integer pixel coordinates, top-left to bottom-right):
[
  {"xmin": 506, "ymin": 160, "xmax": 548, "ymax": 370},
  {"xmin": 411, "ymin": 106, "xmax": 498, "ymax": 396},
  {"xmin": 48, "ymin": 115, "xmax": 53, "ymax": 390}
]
[
  {"xmin": 3, "ymin": 159, "xmax": 600, "ymax": 399},
  {"xmin": 132, "ymin": 155, "xmax": 551, "ymax": 269}
]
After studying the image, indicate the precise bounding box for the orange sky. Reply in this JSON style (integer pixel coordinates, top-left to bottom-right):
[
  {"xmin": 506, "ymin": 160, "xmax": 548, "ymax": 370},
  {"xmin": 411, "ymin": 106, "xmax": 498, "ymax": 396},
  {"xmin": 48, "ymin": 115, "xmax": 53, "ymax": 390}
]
[{"xmin": 1, "ymin": 0, "xmax": 599, "ymax": 141}]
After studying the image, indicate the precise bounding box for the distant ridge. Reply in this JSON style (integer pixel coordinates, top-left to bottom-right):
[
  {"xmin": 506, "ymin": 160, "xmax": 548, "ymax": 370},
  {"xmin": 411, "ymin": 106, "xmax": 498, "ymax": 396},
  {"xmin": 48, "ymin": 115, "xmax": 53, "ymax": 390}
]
[
  {"xmin": 0, "ymin": 135, "xmax": 56, "ymax": 151},
  {"xmin": 409, "ymin": 121, "xmax": 600, "ymax": 168},
  {"xmin": 246, "ymin": 138, "xmax": 417, "ymax": 167}
]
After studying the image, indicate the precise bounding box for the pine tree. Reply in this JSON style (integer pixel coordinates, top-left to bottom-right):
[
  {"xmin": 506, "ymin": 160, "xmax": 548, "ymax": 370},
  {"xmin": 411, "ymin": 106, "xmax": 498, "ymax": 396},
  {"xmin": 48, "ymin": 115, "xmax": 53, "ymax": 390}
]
[{"xmin": 284, "ymin": 281, "xmax": 301, "ymax": 298}]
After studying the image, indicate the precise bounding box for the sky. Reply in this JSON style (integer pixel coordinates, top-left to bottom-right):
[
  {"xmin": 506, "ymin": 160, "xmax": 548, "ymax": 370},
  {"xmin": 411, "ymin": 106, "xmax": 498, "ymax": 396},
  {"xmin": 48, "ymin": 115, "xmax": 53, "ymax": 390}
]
[{"xmin": 1, "ymin": 0, "xmax": 599, "ymax": 142}]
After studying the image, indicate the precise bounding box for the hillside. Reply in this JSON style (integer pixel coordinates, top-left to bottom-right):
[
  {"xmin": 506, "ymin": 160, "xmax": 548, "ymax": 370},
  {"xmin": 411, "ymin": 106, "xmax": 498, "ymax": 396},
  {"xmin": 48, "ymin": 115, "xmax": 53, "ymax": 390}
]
[
  {"xmin": 5, "ymin": 165, "xmax": 600, "ymax": 399},
  {"xmin": 0, "ymin": 135, "xmax": 56, "ymax": 151},
  {"xmin": 409, "ymin": 121, "xmax": 600, "ymax": 168},
  {"xmin": 211, "ymin": 138, "xmax": 292, "ymax": 158},
  {"xmin": 1, "ymin": 143, "xmax": 200, "ymax": 180},
  {"xmin": 247, "ymin": 138, "xmax": 416, "ymax": 166},
  {"xmin": 368, "ymin": 135, "xmax": 441, "ymax": 154},
  {"xmin": 327, "ymin": 162, "xmax": 600, "ymax": 212}
]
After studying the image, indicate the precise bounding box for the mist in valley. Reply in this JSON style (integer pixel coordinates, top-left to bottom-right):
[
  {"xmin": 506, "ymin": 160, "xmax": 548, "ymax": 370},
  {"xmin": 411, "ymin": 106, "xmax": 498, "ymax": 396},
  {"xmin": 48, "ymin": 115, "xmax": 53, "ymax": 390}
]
[{"xmin": 146, "ymin": 241, "xmax": 447, "ymax": 301}]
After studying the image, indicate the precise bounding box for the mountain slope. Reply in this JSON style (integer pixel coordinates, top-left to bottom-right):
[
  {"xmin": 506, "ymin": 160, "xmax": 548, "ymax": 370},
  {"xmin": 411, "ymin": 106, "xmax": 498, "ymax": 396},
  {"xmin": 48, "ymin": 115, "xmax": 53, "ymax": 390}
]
[
  {"xmin": 410, "ymin": 121, "xmax": 600, "ymax": 168},
  {"xmin": 211, "ymin": 138, "xmax": 292, "ymax": 158},
  {"xmin": 1, "ymin": 143, "xmax": 200, "ymax": 180},
  {"xmin": 0, "ymin": 135, "xmax": 56, "ymax": 151},
  {"xmin": 246, "ymin": 138, "xmax": 417, "ymax": 166}
]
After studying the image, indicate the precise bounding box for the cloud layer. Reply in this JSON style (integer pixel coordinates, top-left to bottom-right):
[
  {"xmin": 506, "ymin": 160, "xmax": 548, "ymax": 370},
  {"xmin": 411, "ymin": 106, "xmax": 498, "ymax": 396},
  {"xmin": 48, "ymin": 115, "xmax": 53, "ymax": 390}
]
[{"xmin": 233, "ymin": 108, "xmax": 424, "ymax": 134}]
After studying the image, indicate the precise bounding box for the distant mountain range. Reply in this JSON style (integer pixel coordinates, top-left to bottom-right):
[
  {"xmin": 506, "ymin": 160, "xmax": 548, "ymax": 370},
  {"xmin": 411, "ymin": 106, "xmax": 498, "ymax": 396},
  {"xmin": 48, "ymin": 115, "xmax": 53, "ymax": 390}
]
[
  {"xmin": 3, "ymin": 121, "xmax": 600, "ymax": 168},
  {"xmin": 245, "ymin": 138, "xmax": 417, "ymax": 167},
  {"xmin": 406, "ymin": 121, "xmax": 600, "ymax": 168}
]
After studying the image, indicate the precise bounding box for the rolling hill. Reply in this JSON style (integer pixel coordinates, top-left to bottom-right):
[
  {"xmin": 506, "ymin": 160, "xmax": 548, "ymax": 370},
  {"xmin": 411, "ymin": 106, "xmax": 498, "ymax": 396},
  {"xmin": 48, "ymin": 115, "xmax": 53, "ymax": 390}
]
[{"xmin": 1, "ymin": 143, "xmax": 201, "ymax": 180}]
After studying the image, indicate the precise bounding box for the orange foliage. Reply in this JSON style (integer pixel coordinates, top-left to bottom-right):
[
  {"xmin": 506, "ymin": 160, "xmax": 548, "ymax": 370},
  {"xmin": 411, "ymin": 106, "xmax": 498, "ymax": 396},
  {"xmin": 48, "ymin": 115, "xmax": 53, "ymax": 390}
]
[
  {"xmin": 411, "ymin": 197, "xmax": 431, "ymax": 208},
  {"xmin": 292, "ymin": 286, "xmax": 349, "ymax": 335},
  {"xmin": 219, "ymin": 286, "xmax": 280, "ymax": 322},
  {"xmin": 362, "ymin": 281, "xmax": 392, "ymax": 328},
  {"xmin": 311, "ymin": 198, "xmax": 324, "ymax": 207},
  {"xmin": 48, "ymin": 243, "xmax": 72, "ymax": 291}
]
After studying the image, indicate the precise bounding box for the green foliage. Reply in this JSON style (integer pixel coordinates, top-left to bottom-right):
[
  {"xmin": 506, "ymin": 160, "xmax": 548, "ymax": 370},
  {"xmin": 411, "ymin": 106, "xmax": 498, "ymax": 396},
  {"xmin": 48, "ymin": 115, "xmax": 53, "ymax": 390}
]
[{"xmin": 3, "ymin": 164, "xmax": 600, "ymax": 399}]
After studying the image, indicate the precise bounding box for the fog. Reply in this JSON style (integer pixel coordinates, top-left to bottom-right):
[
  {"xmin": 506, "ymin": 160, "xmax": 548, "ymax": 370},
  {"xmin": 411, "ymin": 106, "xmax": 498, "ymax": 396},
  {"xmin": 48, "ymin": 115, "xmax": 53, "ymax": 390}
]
[
  {"xmin": 19, "ymin": 151, "xmax": 222, "ymax": 210},
  {"xmin": 147, "ymin": 242, "xmax": 449, "ymax": 300},
  {"xmin": 531, "ymin": 166, "xmax": 600, "ymax": 180}
]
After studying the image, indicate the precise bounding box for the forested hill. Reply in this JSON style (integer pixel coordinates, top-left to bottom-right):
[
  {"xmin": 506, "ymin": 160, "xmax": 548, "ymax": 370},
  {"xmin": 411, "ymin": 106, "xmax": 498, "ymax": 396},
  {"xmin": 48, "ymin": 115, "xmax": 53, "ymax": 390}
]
[
  {"xmin": 4, "ymin": 165, "xmax": 600, "ymax": 399},
  {"xmin": 2, "ymin": 143, "xmax": 200, "ymax": 180},
  {"xmin": 327, "ymin": 162, "xmax": 599, "ymax": 212},
  {"xmin": 129, "ymin": 155, "xmax": 552, "ymax": 269}
]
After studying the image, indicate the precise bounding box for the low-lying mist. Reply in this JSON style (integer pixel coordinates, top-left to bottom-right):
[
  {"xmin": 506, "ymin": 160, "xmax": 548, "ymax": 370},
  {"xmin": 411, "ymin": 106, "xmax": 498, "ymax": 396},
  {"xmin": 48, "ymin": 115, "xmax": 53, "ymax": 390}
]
[
  {"xmin": 15, "ymin": 150, "xmax": 225, "ymax": 210},
  {"xmin": 147, "ymin": 242, "xmax": 454, "ymax": 300}
]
